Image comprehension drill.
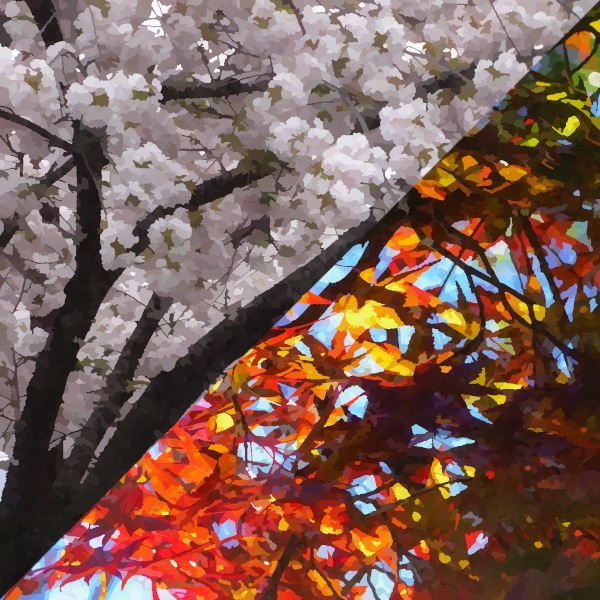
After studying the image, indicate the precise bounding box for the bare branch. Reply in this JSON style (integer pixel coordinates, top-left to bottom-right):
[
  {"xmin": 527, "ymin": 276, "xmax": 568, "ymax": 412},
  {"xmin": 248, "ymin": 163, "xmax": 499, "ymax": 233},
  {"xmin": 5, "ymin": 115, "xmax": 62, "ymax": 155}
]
[
  {"xmin": 0, "ymin": 108, "xmax": 73, "ymax": 152},
  {"xmin": 160, "ymin": 73, "xmax": 273, "ymax": 103},
  {"xmin": 259, "ymin": 533, "xmax": 302, "ymax": 600}
]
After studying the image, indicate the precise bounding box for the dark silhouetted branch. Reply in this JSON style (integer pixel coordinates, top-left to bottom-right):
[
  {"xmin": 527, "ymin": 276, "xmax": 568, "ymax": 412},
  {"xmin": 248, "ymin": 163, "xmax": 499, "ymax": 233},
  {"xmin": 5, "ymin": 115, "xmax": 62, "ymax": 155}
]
[
  {"xmin": 160, "ymin": 74, "xmax": 273, "ymax": 103},
  {"xmin": 0, "ymin": 108, "xmax": 73, "ymax": 152}
]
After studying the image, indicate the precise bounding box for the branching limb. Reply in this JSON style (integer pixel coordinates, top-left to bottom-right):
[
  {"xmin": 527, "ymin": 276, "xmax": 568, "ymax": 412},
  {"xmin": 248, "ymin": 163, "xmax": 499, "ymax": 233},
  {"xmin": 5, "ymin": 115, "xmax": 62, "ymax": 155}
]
[
  {"xmin": 48, "ymin": 293, "xmax": 173, "ymax": 505},
  {"xmin": 0, "ymin": 108, "xmax": 73, "ymax": 152},
  {"xmin": 130, "ymin": 155, "xmax": 282, "ymax": 254},
  {"xmin": 160, "ymin": 73, "xmax": 274, "ymax": 103}
]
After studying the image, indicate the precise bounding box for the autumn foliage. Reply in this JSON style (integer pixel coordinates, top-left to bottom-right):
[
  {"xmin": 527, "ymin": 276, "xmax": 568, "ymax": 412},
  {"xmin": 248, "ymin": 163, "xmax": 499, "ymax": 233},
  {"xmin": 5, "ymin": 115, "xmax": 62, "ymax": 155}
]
[{"xmin": 7, "ymin": 9, "xmax": 600, "ymax": 600}]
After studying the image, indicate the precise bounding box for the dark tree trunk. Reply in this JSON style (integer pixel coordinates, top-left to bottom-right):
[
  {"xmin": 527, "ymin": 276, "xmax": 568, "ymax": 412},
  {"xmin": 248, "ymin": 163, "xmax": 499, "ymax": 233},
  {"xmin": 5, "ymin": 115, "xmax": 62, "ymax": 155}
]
[
  {"xmin": 0, "ymin": 124, "xmax": 117, "ymax": 594},
  {"xmin": 22, "ymin": 0, "xmax": 63, "ymax": 47}
]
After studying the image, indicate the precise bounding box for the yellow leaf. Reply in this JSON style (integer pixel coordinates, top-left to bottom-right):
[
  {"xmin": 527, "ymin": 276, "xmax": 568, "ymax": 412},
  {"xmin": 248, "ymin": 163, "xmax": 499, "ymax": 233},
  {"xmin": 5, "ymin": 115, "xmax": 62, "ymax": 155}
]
[
  {"xmin": 506, "ymin": 294, "xmax": 532, "ymax": 323},
  {"xmin": 344, "ymin": 300, "xmax": 403, "ymax": 330},
  {"xmin": 313, "ymin": 383, "xmax": 333, "ymax": 400},
  {"xmin": 547, "ymin": 91, "xmax": 567, "ymax": 101},
  {"xmin": 462, "ymin": 394, "xmax": 479, "ymax": 406},
  {"xmin": 412, "ymin": 511, "xmax": 421, "ymax": 522},
  {"xmin": 209, "ymin": 376, "xmax": 225, "ymax": 393},
  {"xmin": 324, "ymin": 406, "xmax": 345, "ymax": 427},
  {"xmin": 493, "ymin": 381, "xmax": 523, "ymax": 390},
  {"xmin": 439, "ymin": 552, "xmax": 452, "ymax": 564},
  {"xmin": 368, "ymin": 346, "xmax": 414, "ymax": 376},
  {"xmin": 285, "ymin": 334, "xmax": 304, "ymax": 347},
  {"xmin": 384, "ymin": 280, "xmax": 407, "ymax": 293},
  {"xmin": 231, "ymin": 363, "xmax": 252, "ymax": 393},
  {"xmin": 553, "ymin": 115, "xmax": 580, "ymax": 137},
  {"xmin": 292, "ymin": 361, "xmax": 328, "ymax": 381},
  {"xmin": 99, "ymin": 571, "xmax": 107, "ymax": 600},
  {"xmin": 278, "ymin": 517, "xmax": 290, "ymax": 531},
  {"xmin": 436, "ymin": 168, "xmax": 456, "ymax": 187},
  {"xmin": 214, "ymin": 412, "xmax": 234, "ymax": 432},
  {"xmin": 359, "ymin": 267, "xmax": 376, "ymax": 284},
  {"xmin": 439, "ymin": 485, "xmax": 451, "ymax": 500},
  {"xmin": 441, "ymin": 307, "xmax": 465, "ymax": 328},
  {"xmin": 464, "ymin": 465, "xmax": 476, "ymax": 477},
  {"xmin": 520, "ymin": 138, "xmax": 539, "ymax": 147},
  {"xmin": 391, "ymin": 483, "xmax": 411, "ymax": 501},
  {"xmin": 488, "ymin": 394, "xmax": 506, "ymax": 405},
  {"xmin": 232, "ymin": 584, "xmax": 258, "ymax": 600},
  {"xmin": 308, "ymin": 570, "xmax": 335, "ymax": 597},
  {"xmin": 459, "ymin": 560, "xmax": 470, "ymax": 569},
  {"xmin": 499, "ymin": 165, "xmax": 528, "ymax": 182},
  {"xmin": 440, "ymin": 307, "xmax": 479, "ymax": 339},
  {"xmin": 533, "ymin": 304, "xmax": 546, "ymax": 320},
  {"xmin": 428, "ymin": 458, "xmax": 449, "ymax": 487},
  {"xmin": 470, "ymin": 368, "xmax": 486, "ymax": 386}
]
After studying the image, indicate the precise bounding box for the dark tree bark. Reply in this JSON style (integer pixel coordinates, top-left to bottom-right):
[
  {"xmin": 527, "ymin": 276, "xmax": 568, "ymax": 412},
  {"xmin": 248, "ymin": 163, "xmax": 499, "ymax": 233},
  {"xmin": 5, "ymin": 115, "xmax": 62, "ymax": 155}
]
[
  {"xmin": 131, "ymin": 156, "xmax": 281, "ymax": 255},
  {"xmin": 259, "ymin": 534, "xmax": 303, "ymax": 600},
  {"xmin": 0, "ymin": 2, "xmax": 497, "ymax": 593},
  {"xmin": 0, "ymin": 123, "xmax": 118, "ymax": 592},
  {"xmin": 47, "ymin": 293, "xmax": 173, "ymax": 506},
  {"xmin": 22, "ymin": 0, "xmax": 63, "ymax": 47},
  {"xmin": 160, "ymin": 74, "xmax": 273, "ymax": 103}
]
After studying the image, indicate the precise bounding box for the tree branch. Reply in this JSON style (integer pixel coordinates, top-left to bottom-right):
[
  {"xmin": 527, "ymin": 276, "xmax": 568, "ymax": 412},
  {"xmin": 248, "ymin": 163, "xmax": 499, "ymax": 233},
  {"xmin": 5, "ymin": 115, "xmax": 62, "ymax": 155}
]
[
  {"xmin": 517, "ymin": 213, "xmax": 563, "ymax": 307},
  {"xmin": 0, "ymin": 215, "xmax": 19, "ymax": 252},
  {"xmin": 0, "ymin": 108, "xmax": 73, "ymax": 152},
  {"xmin": 0, "ymin": 156, "xmax": 76, "ymax": 252},
  {"xmin": 48, "ymin": 293, "xmax": 173, "ymax": 506},
  {"xmin": 160, "ymin": 74, "xmax": 273, "ymax": 103},
  {"xmin": 22, "ymin": 0, "xmax": 63, "ymax": 47},
  {"xmin": 259, "ymin": 533, "xmax": 302, "ymax": 600},
  {"xmin": 130, "ymin": 155, "xmax": 281, "ymax": 254}
]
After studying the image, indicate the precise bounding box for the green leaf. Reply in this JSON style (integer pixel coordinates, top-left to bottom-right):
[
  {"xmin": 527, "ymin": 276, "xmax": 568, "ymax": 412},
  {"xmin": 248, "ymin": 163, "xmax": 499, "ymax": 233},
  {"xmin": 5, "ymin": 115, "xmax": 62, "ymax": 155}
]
[
  {"xmin": 24, "ymin": 70, "xmax": 42, "ymax": 92},
  {"xmin": 332, "ymin": 58, "xmax": 350, "ymax": 78},
  {"xmin": 91, "ymin": 93, "xmax": 110, "ymax": 107},
  {"xmin": 259, "ymin": 192, "xmax": 276, "ymax": 206},
  {"xmin": 311, "ymin": 84, "xmax": 332, "ymax": 98}
]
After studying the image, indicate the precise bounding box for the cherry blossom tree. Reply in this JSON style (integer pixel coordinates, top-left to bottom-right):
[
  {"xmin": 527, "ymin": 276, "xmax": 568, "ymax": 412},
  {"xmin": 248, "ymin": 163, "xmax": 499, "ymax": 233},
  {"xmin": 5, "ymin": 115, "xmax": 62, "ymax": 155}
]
[{"xmin": 0, "ymin": 0, "xmax": 593, "ymax": 592}]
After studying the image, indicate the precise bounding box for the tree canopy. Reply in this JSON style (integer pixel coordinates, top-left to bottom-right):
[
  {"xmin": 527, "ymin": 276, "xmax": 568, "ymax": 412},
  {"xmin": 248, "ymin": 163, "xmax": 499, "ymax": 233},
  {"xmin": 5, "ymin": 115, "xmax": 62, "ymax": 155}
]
[
  {"xmin": 6, "ymin": 4, "xmax": 600, "ymax": 599},
  {"xmin": 0, "ymin": 0, "xmax": 592, "ymax": 592}
]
